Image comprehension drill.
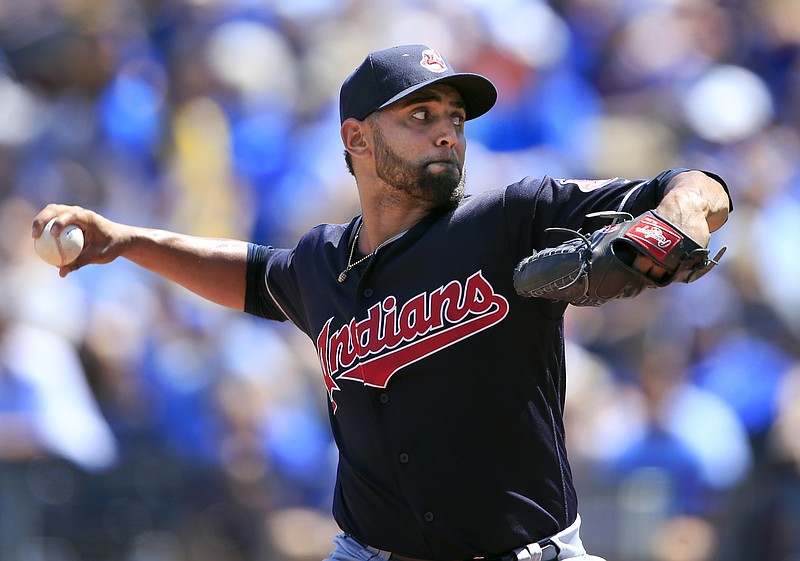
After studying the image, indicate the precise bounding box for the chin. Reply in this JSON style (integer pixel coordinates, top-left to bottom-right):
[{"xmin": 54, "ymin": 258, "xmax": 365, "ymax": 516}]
[
  {"xmin": 419, "ymin": 172, "xmax": 463, "ymax": 207},
  {"xmin": 434, "ymin": 182, "xmax": 465, "ymax": 211}
]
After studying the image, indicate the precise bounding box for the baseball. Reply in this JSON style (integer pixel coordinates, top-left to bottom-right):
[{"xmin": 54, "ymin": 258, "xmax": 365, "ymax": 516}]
[{"xmin": 34, "ymin": 218, "xmax": 84, "ymax": 267}]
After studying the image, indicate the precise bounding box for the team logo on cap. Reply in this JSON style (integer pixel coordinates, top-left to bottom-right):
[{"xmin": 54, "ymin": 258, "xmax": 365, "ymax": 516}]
[{"xmin": 420, "ymin": 48, "xmax": 447, "ymax": 73}]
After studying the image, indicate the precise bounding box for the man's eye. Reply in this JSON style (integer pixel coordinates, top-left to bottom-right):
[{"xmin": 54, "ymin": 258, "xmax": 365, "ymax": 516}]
[
  {"xmin": 453, "ymin": 116, "xmax": 465, "ymax": 126},
  {"xmin": 412, "ymin": 110, "xmax": 427, "ymax": 120}
]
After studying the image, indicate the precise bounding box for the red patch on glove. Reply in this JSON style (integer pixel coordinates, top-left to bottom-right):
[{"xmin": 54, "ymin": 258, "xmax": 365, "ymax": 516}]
[{"xmin": 624, "ymin": 214, "xmax": 683, "ymax": 261}]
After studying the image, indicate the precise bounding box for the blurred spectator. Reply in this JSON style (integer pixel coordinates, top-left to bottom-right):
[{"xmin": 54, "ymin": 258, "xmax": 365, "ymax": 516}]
[
  {"xmin": 564, "ymin": 339, "xmax": 751, "ymax": 561},
  {"xmin": 0, "ymin": 198, "xmax": 118, "ymax": 560},
  {"xmin": 691, "ymin": 330, "xmax": 794, "ymax": 441},
  {"xmin": 1, "ymin": 0, "xmax": 800, "ymax": 559}
]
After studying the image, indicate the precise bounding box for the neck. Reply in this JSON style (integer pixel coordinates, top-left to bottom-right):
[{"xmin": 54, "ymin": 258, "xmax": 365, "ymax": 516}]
[
  {"xmin": 357, "ymin": 205, "xmax": 432, "ymax": 254},
  {"xmin": 353, "ymin": 170, "xmax": 452, "ymax": 253}
]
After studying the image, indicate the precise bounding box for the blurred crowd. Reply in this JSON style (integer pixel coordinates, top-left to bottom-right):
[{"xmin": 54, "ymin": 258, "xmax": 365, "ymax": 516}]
[{"xmin": 0, "ymin": 0, "xmax": 799, "ymax": 560}]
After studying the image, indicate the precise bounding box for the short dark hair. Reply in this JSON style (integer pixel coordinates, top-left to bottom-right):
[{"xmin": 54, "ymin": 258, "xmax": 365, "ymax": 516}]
[{"xmin": 344, "ymin": 150, "xmax": 354, "ymax": 176}]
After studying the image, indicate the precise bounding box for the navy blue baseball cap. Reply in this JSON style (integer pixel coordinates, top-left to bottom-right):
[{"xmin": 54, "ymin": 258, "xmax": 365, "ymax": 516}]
[{"xmin": 339, "ymin": 44, "xmax": 497, "ymax": 124}]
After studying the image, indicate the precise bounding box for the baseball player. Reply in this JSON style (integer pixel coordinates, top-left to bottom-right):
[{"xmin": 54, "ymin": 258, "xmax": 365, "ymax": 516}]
[{"xmin": 32, "ymin": 45, "xmax": 731, "ymax": 561}]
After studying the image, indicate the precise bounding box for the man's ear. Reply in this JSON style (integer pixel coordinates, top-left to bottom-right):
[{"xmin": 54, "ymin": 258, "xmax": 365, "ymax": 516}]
[{"xmin": 341, "ymin": 119, "xmax": 371, "ymax": 160}]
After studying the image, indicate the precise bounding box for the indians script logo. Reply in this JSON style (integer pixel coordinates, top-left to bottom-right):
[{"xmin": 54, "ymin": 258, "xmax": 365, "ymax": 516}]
[
  {"xmin": 316, "ymin": 271, "xmax": 508, "ymax": 413},
  {"xmin": 420, "ymin": 48, "xmax": 448, "ymax": 73}
]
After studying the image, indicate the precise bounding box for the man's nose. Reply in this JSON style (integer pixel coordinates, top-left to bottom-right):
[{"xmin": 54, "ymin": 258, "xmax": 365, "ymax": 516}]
[{"xmin": 434, "ymin": 121, "xmax": 459, "ymax": 147}]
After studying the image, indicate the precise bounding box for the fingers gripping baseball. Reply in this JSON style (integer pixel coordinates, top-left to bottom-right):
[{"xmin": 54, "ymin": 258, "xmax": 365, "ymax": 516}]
[
  {"xmin": 32, "ymin": 204, "xmax": 126, "ymax": 276},
  {"xmin": 34, "ymin": 217, "xmax": 84, "ymax": 268}
]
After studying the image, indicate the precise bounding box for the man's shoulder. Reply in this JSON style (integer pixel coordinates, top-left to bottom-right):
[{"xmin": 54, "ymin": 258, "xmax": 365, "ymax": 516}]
[
  {"xmin": 456, "ymin": 177, "xmax": 548, "ymax": 212},
  {"xmin": 297, "ymin": 220, "xmax": 352, "ymax": 247}
]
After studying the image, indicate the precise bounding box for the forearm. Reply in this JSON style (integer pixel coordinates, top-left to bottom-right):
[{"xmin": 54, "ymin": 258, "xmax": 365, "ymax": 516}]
[
  {"xmin": 32, "ymin": 204, "xmax": 250, "ymax": 311},
  {"xmin": 122, "ymin": 227, "xmax": 249, "ymax": 310}
]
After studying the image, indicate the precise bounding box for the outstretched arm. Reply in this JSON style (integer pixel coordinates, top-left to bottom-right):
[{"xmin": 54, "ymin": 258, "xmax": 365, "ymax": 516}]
[{"xmin": 31, "ymin": 204, "xmax": 249, "ymax": 311}]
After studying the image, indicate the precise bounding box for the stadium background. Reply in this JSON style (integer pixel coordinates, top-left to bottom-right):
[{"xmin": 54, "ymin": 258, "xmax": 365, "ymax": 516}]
[{"xmin": 0, "ymin": 0, "xmax": 798, "ymax": 560}]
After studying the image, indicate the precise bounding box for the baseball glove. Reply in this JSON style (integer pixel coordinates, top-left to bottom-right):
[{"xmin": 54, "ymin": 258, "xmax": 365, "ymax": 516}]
[{"xmin": 513, "ymin": 210, "xmax": 726, "ymax": 307}]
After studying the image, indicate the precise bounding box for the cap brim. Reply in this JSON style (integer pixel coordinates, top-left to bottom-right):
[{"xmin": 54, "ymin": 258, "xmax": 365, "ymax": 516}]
[{"xmin": 377, "ymin": 73, "xmax": 497, "ymax": 121}]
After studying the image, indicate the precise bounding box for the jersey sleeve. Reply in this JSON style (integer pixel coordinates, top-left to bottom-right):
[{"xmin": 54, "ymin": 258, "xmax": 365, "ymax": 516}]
[{"xmin": 244, "ymin": 243, "xmax": 310, "ymax": 333}]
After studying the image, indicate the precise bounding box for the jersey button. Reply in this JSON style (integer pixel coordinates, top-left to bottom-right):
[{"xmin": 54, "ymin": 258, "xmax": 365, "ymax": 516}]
[
  {"xmin": 399, "ymin": 453, "xmax": 410, "ymax": 464},
  {"xmin": 423, "ymin": 512, "xmax": 435, "ymax": 523},
  {"xmin": 363, "ymin": 288, "xmax": 373, "ymax": 297},
  {"xmin": 379, "ymin": 393, "xmax": 389, "ymax": 404}
]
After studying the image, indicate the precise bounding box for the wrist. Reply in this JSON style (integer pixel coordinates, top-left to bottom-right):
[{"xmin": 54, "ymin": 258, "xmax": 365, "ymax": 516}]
[{"xmin": 659, "ymin": 170, "xmax": 729, "ymax": 236}]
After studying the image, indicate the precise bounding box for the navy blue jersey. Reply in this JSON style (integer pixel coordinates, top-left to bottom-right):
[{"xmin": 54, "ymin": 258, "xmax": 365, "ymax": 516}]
[{"xmin": 244, "ymin": 169, "xmax": 724, "ymax": 560}]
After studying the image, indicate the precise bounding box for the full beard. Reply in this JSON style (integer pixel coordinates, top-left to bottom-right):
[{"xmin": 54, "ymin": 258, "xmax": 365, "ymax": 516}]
[{"xmin": 372, "ymin": 126, "xmax": 466, "ymax": 211}]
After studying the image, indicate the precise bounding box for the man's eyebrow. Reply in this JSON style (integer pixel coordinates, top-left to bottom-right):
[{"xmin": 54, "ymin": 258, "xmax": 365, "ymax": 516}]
[{"xmin": 397, "ymin": 91, "xmax": 466, "ymax": 109}]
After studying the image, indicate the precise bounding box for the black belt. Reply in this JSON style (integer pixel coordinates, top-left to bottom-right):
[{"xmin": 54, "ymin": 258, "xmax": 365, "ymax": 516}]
[{"xmin": 389, "ymin": 539, "xmax": 560, "ymax": 561}]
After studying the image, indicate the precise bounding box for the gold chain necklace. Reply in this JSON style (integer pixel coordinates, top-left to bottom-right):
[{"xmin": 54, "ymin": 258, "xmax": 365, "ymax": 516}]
[{"xmin": 338, "ymin": 221, "xmax": 374, "ymax": 283}]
